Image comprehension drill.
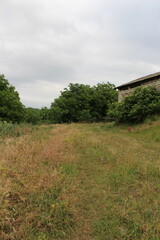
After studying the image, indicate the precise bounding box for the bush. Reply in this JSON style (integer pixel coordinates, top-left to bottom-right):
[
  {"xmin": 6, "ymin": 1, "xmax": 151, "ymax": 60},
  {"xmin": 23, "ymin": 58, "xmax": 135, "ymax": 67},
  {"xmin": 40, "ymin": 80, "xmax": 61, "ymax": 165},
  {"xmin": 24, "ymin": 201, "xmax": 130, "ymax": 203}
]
[{"xmin": 108, "ymin": 87, "xmax": 160, "ymax": 124}]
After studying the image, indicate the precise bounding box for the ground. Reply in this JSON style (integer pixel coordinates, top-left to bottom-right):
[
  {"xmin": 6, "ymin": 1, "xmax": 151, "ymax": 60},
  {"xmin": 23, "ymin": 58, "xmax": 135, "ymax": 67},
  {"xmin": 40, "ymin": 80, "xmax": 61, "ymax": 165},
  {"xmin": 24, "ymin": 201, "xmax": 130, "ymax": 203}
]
[{"xmin": 0, "ymin": 121, "xmax": 160, "ymax": 240}]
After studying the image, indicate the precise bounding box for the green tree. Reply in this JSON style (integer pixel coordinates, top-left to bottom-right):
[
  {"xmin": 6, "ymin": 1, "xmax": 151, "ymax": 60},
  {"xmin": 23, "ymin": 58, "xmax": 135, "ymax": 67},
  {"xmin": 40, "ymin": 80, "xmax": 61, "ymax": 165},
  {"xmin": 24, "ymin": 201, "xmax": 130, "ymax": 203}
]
[
  {"xmin": 50, "ymin": 83, "xmax": 92, "ymax": 123},
  {"xmin": 50, "ymin": 82, "xmax": 117, "ymax": 123},
  {"xmin": 40, "ymin": 107, "xmax": 50, "ymax": 122},
  {"xmin": 90, "ymin": 83, "xmax": 118, "ymax": 121},
  {"xmin": 0, "ymin": 74, "xmax": 24, "ymax": 123},
  {"xmin": 24, "ymin": 107, "xmax": 41, "ymax": 124}
]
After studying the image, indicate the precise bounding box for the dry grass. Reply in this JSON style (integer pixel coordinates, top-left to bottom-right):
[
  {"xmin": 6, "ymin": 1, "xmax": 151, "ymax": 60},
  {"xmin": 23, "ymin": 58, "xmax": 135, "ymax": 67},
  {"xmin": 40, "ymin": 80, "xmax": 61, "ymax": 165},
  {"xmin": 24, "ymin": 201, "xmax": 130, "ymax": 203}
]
[
  {"xmin": 0, "ymin": 120, "xmax": 160, "ymax": 239},
  {"xmin": 0, "ymin": 125, "xmax": 78, "ymax": 239}
]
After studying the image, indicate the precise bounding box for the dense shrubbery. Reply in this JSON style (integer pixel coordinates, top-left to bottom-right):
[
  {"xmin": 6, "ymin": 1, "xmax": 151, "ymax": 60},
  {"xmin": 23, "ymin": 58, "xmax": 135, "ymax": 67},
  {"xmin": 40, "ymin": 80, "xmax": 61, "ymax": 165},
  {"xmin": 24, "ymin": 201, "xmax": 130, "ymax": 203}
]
[
  {"xmin": 50, "ymin": 83, "xmax": 118, "ymax": 123},
  {"xmin": 24, "ymin": 107, "xmax": 50, "ymax": 124},
  {"xmin": 108, "ymin": 86, "xmax": 160, "ymax": 124}
]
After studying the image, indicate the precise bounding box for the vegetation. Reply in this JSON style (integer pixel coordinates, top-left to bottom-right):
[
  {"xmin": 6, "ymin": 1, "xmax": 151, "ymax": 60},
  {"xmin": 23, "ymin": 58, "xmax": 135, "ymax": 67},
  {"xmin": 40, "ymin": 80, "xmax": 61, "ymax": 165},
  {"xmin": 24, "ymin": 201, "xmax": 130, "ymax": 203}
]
[
  {"xmin": 2, "ymin": 74, "xmax": 160, "ymax": 125},
  {"xmin": 1, "ymin": 120, "xmax": 160, "ymax": 239},
  {"xmin": 50, "ymin": 83, "xmax": 118, "ymax": 123},
  {"xmin": 108, "ymin": 86, "xmax": 160, "ymax": 124},
  {"xmin": 0, "ymin": 75, "xmax": 24, "ymax": 123},
  {"xmin": 24, "ymin": 107, "xmax": 42, "ymax": 124},
  {"xmin": 0, "ymin": 121, "xmax": 38, "ymax": 138},
  {"xmin": 24, "ymin": 107, "xmax": 51, "ymax": 124},
  {"xmin": 1, "ymin": 74, "xmax": 160, "ymax": 239},
  {"xmin": 0, "ymin": 75, "xmax": 118, "ymax": 124}
]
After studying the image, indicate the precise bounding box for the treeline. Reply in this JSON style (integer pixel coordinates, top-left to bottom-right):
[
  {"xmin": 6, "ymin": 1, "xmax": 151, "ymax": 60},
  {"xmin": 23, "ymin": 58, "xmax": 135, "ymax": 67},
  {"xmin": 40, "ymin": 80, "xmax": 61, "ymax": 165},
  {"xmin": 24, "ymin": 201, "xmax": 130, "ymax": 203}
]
[
  {"xmin": 50, "ymin": 83, "xmax": 117, "ymax": 123},
  {"xmin": 24, "ymin": 82, "xmax": 118, "ymax": 124},
  {"xmin": 2, "ymin": 74, "xmax": 160, "ymax": 125},
  {"xmin": 0, "ymin": 74, "xmax": 118, "ymax": 124}
]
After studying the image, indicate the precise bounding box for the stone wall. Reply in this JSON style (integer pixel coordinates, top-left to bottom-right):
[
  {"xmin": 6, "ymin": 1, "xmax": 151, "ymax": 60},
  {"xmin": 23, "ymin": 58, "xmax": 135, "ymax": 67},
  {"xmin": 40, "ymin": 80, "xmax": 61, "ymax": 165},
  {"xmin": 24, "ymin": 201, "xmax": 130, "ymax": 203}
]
[{"xmin": 118, "ymin": 77, "xmax": 160, "ymax": 102}]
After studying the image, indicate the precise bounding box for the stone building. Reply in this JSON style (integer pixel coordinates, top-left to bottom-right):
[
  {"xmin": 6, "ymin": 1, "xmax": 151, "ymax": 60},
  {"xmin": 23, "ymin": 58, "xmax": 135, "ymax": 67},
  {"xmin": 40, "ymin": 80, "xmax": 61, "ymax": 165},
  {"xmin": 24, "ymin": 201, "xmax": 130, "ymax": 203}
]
[{"xmin": 117, "ymin": 72, "xmax": 160, "ymax": 102}]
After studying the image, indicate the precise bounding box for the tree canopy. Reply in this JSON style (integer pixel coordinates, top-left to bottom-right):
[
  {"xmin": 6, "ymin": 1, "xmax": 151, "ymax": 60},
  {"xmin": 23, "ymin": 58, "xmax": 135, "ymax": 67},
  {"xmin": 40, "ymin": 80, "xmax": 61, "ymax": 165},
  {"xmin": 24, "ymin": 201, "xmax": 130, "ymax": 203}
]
[
  {"xmin": 0, "ymin": 74, "xmax": 118, "ymax": 124},
  {"xmin": 50, "ymin": 82, "xmax": 118, "ymax": 123},
  {"xmin": 0, "ymin": 74, "xmax": 24, "ymax": 123}
]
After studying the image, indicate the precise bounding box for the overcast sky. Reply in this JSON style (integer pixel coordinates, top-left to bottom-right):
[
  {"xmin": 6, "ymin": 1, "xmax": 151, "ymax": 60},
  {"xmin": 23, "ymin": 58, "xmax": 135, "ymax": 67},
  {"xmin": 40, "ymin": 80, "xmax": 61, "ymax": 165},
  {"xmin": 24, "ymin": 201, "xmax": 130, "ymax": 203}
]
[{"xmin": 0, "ymin": 0, "xmax": 160, "ymax": 108}]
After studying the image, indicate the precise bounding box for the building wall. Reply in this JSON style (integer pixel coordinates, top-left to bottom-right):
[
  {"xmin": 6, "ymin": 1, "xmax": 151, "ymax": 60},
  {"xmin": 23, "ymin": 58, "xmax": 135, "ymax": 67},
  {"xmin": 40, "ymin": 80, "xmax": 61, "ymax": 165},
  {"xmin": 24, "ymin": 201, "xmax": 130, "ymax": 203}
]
[{"xmin": 118, "ymin": 77, "xmax": 160, "ymax": 102}]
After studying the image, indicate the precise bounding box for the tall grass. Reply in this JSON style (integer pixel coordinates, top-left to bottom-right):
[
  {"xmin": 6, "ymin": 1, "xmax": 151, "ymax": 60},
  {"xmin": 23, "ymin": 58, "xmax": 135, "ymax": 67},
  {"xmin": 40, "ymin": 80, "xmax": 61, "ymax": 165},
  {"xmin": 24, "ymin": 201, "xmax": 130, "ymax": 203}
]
[
  {"xmin": 0, "ymin": 120, "xmax": 160, "ymax": 239},
  {"xmin": 0, "ymin": 121, "xmax": 39, "ymax": 138}
]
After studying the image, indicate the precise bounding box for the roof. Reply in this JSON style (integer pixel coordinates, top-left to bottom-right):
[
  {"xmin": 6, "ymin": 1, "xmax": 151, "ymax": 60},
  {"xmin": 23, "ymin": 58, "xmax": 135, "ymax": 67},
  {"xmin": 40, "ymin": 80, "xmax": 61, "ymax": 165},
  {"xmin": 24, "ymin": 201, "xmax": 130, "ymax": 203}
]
[{"xmin": 117, "ymin": 72, "xmax": 160, "ymax": 90}]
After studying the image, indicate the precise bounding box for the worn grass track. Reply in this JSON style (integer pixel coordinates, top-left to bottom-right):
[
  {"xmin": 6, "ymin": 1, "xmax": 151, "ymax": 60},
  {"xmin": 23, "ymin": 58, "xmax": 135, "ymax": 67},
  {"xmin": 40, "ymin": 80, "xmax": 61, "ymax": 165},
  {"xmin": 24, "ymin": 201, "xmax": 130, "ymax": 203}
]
[{"xmin": 0, "ymin": 121, "xmax": 160, "ymax": 240}]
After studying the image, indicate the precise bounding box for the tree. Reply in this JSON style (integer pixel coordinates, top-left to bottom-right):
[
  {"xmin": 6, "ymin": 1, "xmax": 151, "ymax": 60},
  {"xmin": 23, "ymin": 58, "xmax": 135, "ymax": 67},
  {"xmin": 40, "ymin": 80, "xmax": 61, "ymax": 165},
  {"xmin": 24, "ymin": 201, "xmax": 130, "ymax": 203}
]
[
  {"xmin": 50, "ymin": 82, "xmax": 118, "ymax": 123},
  {"xmin": 24, "ymin": 108, "xmax": 41, "ymax": 124},
  {"xmin": 0, "ymin": 74, "xmax": 24, "ymax": 123},
  {"xmin": 50, "ymin": 83, "xmax": 92, "ymax": 123},
  {"xmin": 90, "ymin": 83, "xmax": 118, "ymax": 121},
  {"xmin": 40, "ymin": 107, "xmax": 50, "ymax": 122}
]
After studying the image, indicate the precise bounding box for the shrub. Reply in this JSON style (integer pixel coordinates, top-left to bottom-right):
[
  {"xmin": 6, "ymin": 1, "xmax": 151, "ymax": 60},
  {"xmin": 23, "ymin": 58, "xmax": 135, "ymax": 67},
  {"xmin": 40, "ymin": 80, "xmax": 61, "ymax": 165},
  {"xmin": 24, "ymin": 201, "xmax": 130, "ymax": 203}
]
[{"xmin": 108, "ymin": 87, "xmax": 160, "ymax": 124}]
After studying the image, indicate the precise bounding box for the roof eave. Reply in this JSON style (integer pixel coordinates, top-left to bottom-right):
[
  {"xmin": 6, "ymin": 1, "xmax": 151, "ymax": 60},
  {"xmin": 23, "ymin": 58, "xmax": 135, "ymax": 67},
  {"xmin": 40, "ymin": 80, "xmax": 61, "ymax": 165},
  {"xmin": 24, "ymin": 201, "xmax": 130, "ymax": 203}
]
[{"xmin": 116, "ymin": 72, "xmax": 160, "ymax": 90}]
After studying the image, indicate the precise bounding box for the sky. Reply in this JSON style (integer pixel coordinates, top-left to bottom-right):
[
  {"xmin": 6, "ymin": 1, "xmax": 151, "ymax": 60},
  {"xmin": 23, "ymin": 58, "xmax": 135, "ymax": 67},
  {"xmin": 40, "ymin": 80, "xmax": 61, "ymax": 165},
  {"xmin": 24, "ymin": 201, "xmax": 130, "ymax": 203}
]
[{"xmin": 0, "ymin": 0, "xmax": 160, "ymax": 108}]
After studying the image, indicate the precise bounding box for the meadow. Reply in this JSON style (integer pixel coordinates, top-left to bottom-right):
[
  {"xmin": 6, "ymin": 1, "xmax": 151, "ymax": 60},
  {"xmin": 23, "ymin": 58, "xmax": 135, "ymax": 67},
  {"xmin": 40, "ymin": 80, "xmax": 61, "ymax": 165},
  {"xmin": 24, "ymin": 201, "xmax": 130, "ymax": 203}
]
[{"xmin": 0, "ymin": 119, "xmax": 160, "ymax": 240}]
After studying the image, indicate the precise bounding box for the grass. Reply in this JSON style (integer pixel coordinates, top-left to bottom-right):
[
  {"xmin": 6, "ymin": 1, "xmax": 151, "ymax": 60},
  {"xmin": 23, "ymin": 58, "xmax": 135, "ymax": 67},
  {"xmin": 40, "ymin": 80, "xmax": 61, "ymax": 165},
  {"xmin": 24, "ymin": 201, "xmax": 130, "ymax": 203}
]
[
  {"xmin": 0, "ymin": 121, "xmax": 39, "ymax": 138},
  {"xmin": 0, "ymin": 119, "xmax": 160, "ymax": 239}
]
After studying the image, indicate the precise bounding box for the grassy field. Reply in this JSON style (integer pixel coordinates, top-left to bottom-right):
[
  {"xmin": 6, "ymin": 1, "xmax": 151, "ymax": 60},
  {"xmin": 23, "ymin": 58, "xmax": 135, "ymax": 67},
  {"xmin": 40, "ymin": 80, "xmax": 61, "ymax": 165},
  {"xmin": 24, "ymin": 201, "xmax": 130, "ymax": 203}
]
[{"xmin": 0, "ymin": 120, "xmax": 160, "ymax": 240}]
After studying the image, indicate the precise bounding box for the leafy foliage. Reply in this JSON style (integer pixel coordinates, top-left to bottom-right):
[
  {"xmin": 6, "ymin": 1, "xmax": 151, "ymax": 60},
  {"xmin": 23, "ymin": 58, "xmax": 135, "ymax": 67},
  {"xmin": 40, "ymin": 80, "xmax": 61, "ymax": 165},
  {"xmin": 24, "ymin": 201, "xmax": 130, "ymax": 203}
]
[
  {"xmin": 0, "ymin": 75, "xmax": 24, "ymax": 123},
  {"xmin": 24, "ymin": 108, "xmax": 41, "ymax": 124},
  {"xmin": 0, "ymin": 74, "xmax": 118, "ymax": 124},
  {"xmin": 90, "ymin": 83, "xmax": 118, "ymax": 121},
  {"xmin": 50, "ymin": 83, "xmax": 118, "ymax": 123},
  {"xmin": 24, "ymin": 107, "xmax": 51, "ymax": 124},
  {"xmin": 50, "ymin": 83, "xmax": 92, "ymax": 123},
  {"xmin": 108, "ymin": 86, "xmax": 160, "ymax": 123},
  {"xmin": 40, "ymin": 107, "xmax": 50, "ymax": 122}
]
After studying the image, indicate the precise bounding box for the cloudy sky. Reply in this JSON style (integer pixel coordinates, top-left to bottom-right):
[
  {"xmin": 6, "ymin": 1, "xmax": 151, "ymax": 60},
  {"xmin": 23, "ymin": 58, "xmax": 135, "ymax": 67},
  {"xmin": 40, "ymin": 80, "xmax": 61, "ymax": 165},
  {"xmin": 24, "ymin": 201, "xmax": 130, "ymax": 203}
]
[{"xmin": 0, "ymin": 0, "xmax": 160, "ymax": 108}]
